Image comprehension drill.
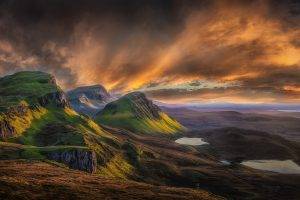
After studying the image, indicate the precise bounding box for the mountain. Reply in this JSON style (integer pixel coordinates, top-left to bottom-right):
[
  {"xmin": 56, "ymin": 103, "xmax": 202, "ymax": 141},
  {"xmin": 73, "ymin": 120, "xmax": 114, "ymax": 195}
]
[
  {"xmin": 0, "ymin": 71, "xmax": 126, "ymax": 174},
  {"xmin": 67, "ymin": 85, "xmax": 112, "ymax": 116},
  {"xmin": 0, "ymin": 71, "xmax": 68, "ymax": 112},
  {"xmin": 0, "ymin": 72, "xmax": 227, "ymax": 199},
  {"xmin": 1, "ymin": 72, "xmax": 300, "ymax": 200},
  {"xmin": 95, "ymin": 92, "xmax": 185, "ymax": 135}
]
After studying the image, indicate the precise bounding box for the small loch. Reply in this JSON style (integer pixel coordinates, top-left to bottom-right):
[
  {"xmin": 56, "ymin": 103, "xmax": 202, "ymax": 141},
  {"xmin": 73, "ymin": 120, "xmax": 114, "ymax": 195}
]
[
  {"xmin": 175, "ymin": 137, "xmax": 208, "ymax": 146},
  {"xmin": 241, "ymin": 159, "xmax": 300, "ymax": 174}
]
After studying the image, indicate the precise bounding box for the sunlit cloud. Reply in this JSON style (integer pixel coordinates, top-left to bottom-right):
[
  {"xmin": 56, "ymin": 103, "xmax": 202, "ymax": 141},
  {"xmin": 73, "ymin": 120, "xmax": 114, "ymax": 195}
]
[{"xmin": 0, "ymin": 0, "xmax": 299, "ymax": 103}]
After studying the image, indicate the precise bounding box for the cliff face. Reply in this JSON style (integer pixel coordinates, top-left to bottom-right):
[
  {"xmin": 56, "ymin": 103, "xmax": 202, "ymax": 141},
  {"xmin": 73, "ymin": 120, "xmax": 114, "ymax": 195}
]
[
  {"xmin": 38, "ymin": 91, "xmax": 69, "ymax": 108},
  {"xmin": 67, "ymin": 85, "xmax": 111, "ymax": 116},
  {"xmin": 0, "ymin": 142, "xmax": 98, "ymax": 173},
  {"xmin": 68, "ymin": 85, "xmax": 111, "ymax": 102},
  {"xmin": 124, "ymin": 92, "xmax": 161, "ymax": 119},
  {"xmin": 47, "ymin": 149, "xmax": 97, "ymax": 173}
]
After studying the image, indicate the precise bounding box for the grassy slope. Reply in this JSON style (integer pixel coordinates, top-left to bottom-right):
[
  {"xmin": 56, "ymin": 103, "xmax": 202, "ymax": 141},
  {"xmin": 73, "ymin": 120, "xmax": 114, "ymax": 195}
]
[
  {"xmin": 96, "ymin": 92, "xmax": 185, "ymax": 135},
  {"xmin": 3, "ymin": 106, "xmax": 119, "ymax": 157},
  {"xmin": 0, "ymin": 71, "xmax": 59, "ymax": 111}
]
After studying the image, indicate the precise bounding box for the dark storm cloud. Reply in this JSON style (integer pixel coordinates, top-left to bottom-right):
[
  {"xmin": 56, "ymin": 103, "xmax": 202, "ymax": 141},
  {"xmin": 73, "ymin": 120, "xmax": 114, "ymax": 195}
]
[
  {"xmin": 0, "ymin": 0, "xmax": 208, "ymax": 87},
  {"xmin": 0, "ymin": 0, "xmax": 299, "ymax": 103}
]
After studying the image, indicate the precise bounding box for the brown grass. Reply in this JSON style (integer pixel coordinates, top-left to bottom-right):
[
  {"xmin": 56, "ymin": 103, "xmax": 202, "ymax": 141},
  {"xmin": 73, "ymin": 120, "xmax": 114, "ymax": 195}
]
[{"xmin": 0, "ymin": 160, "xmax": 222, "ymax": 200}]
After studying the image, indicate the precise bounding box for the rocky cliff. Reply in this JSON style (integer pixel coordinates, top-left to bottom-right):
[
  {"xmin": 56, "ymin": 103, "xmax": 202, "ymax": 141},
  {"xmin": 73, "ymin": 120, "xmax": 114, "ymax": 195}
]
[
  {"xmin": 47, "ymin": 149, "xmax": 97, "ymax": 173},
  {"xmin": 38, "ymin": 91, "xmax": 69, "ymax": 108},
  {"xmin": 68, "ymin": 85, "xmax": 111, "ymax": 102},
  {"xmin": 67, "ymin": 85, "xmax": 111, "ymax": 116}
]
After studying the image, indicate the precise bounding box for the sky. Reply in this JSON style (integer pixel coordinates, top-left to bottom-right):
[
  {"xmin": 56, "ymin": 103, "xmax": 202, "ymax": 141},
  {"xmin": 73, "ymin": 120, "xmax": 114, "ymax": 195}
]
[{"xmin": 0, "ymin": 0, "xmax": 299, "ymax": 104}]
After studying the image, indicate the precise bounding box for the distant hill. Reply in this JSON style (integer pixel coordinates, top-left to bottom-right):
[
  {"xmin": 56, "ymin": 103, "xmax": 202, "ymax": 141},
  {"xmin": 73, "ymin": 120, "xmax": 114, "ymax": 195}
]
[
  {"xmin": 67, "ymin": 85, "xmax": 112, "ymax": 116},
  {"xmin": 95, "ymin": 92, "xmax": 185, "ymax": 135},
  {"xmin": 162, "ymin": 107, "xmax": 300, "ymax": 141},
  {"xmin": 191, "ymin": 127, "xmax": 300, "ymax": 164}
]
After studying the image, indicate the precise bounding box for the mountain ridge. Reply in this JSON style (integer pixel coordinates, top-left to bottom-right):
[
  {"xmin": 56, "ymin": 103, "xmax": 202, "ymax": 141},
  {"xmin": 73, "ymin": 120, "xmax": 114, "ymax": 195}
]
[{"xmin": 95, "ymin": 92, "xmax": 185, "ymax": 135}]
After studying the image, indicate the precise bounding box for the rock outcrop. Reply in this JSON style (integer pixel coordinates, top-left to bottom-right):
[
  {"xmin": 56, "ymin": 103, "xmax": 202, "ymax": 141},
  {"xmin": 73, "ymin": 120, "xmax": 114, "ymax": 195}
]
[
  {"xmin": 47, "ymin": 149, "xmax": 97, "ymax": 173},
  {"xmin": 0, "ymin": 120, "xmax": 14, "ymax": 138},
  {"xmin": 38, "ymin": 91, "xmax": 70, "ymax": 108}
]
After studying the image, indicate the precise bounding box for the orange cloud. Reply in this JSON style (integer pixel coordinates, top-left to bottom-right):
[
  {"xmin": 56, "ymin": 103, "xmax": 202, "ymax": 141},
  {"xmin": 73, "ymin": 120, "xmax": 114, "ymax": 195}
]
[{"xmin": 0, "ymin": 0, "xmax": 299, "ymax": 103}]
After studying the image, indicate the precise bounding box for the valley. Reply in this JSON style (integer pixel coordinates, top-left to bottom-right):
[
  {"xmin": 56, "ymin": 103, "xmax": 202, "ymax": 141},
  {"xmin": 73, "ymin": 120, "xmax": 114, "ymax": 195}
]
[
  {"xmin": 1, "ymin": 0, "xmax": 300, "ymax": 199},
  {"xmin": 162, "ymin": 107, "xmax": 300, "ymax": 142},
  {"xmin": 0, "ymin": 71, "xmax": 299, "ymax": 200}
]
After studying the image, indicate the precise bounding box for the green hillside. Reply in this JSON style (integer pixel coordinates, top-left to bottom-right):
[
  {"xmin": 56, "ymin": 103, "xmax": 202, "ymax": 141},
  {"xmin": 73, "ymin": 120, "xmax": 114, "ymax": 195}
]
[
  {"xmin": 95, "ymin": 92, "xmax": 185, "ymax": 135},
  {"xmin": 0, "ymin": 71, "xmax": 61, "ymax": 111},
  {"xmin": 0, "ymin": 71, "xmax": 134, "ymax": 177}
]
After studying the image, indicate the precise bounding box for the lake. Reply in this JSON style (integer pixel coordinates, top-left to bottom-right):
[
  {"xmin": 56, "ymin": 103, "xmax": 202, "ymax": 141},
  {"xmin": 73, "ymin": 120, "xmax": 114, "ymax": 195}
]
[
  {"xmin": 175, "ymin": 137, "xmax": 208, "ymax": 146},
  {"xmin": 241, "ymin": 159, "xmax": 300, "ymax": 174}
]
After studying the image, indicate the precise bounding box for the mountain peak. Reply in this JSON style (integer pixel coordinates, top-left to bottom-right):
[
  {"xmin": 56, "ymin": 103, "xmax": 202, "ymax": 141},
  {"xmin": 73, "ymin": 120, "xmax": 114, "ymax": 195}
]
[
  {"xmin": 67, "ymin": 84, "xmax": 111, "ymax": 116},
  {"xmin": 68, "ymin": 84, "xmax": 110, "ymax": 101},
  {"xmin": 121, "ymin": 92, "xmax": 161, "ymax": 119},
  {"xmin": 95, "ymin": 91, "xmax": 185, "ymax": 135},
  {"xmin": 0, "ymin": 71, "xmax": 68, "ymax": 110}
]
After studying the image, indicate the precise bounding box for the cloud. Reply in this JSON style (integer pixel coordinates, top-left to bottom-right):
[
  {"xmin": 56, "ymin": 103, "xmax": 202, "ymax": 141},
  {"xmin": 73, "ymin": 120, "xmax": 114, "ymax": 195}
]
[{"xmin": 0, "ymin": 0, "xmax": 299, "ymax": 103}]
